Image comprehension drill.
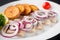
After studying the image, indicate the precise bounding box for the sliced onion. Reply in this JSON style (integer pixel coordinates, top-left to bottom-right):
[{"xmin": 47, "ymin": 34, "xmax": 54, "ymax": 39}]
[
  {"xmin": 18, "ymin": 21, "xmax": 24, "ymax": 29},
  {"xmin": 31, "ymin": 10, "xmax": 48, "ymax": 20},
  {"xmin": 31, "ymin": 13, "xmax": 40, "ymax": 21},
  {"xmin": 23, "ymin": 16, "xmax": 38, "ymax": 27},
  {"xmin": 14, "ymin": 20, "xmax": 24, "ymax": 30},
  {"xmin": 35, "ymin": 11, "xmax": 47, "ymax": 17},
  {"xmin": 23, "ymin": 16, "xmax": 34, "ymax": 22},
  {"xmin": 21, "ymin": 21, "xmax": 33, "ymax": 32},
  {"xmin": 1, "ymin": 21, "xmax": 19, "ymax": 38},
  {"xmin": 48, "ymin": 11, "xmax": 56, "ymax": 17},
  {"xmin": 32, "ymin": 19, "xmax": 38, "ymax": 27}
]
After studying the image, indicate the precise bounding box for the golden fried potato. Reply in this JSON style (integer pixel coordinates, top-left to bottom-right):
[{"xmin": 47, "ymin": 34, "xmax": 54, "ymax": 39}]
[
  {"xmin": 30, "ymin": 5, "xmax": 39, "ymax": 11},
  {"xmin": 15, "ymin": 4, "xmax": 25, "ymax": 13},
  {"xmin": 29, "ymin": 27, "xmax": 36, "ymax": 33},
  {"xmin": 37, "ymin": 24, "xmax": 43, "ymax": 30},
  {"xmin": 4, "ymin": 6, "xmax": 20, "ymax": 19},
  {"xmin": 17, "ymin": 30, "xmax": 25, "ymax": 37},
  {"xmin": 22, "ymin": 4, "xmax": 31, "ymax": 15},
  {"xmin": 50, "ymin": 17, "xmax": 57, "ymax": 23},
  {"xmin": 44, "ymin": 19, "xmax": 52, "ymax": 25}
]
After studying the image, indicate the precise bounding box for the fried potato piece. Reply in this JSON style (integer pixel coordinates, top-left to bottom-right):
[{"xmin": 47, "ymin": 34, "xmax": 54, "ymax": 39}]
[
  {"xmin": 29, "ymin": 27, "xmax": 36, "ymax": 33},
  {"xmin": 6, "ymin": 30, "xmax": 15, "ymax": 34},
  {"xmin": 37, "ymin": 22, "xmax": 43, "ymax": 30},
  {"xmin": 37, "ymin": 24, "xmax": 43, "ymax": 30},
  {"xmin": 50, "ymin": 17, "xmax": 57, "ymax": 23},
  {"xmin": 4, "ymin": 6, "xmax": 20, "ymax": 19},
  {"xmin": 22, "ymin": 4, "xmax": 31, "ymax": 15},
  {"xmin": 44, "ymin": 19, "xmax": 52, "ymax": 25},
  {"xmin": 15, "ymin": 4, "xmax": 25, "ymax": 13},
  {"xmin": 17, "ymin": 30, "xmax": 25, "ymax": 37},
  {"xmin": 30, "ymin": 5, "xmax": 39, "ymax": 11}
]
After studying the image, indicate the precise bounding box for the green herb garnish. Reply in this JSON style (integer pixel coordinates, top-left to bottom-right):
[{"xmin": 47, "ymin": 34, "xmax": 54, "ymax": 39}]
[{"xmin": 0, "ymin": 14, "xmax": 6, "ymax": 26}]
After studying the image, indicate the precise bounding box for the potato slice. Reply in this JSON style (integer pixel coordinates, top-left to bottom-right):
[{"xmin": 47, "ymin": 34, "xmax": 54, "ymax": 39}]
[
  {"xmin": 6, "ymin": 29, "xmax": 15, "ymax": 34},
  {"xmin": 15, "ymin": 4, "xmax": 25, "ymax": 13},
  {"xmin": 4, "ymin": 6, "xmax": 20, "ymax": 19},
  {"xmin": 44, "ymin": 19, "xmax": 52, "ymax": 25},
  {"xmin": 22, "ymin": 4, "xmax": 31, "ymax": 15},
  {"xmin": 30, "ymin": 5, "xmax": 39, "ymax": 11},
  {"xmin": 50, "ymin": 17, "xmax": 57, "ymax": 23},
  {"xmin": 29, "ymin": 27, "xmax": 36, "ymax": 33},
  {"xmin": 37, "ymin": 25, "xmax": 43, "ymax": 30},
  {"xmin": 17, "ymin": 30, "xmax": 25, "ymax": 37}
]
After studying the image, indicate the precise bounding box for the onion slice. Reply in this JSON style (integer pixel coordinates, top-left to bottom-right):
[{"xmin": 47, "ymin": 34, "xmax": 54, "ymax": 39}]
[
  {"xmin": 48, "ymin": 11, "xmax": 56, "ymax": 17},
  {"xmin": 23, "ymin": 16, "xmax": 34, "ymax": 22},
  {"xmin": 21, "ymin": 20, "xmax": 33, "ymax": 32},
  {"xmin": 1, "ymin": 21, "xmax": 19, "ymax": 38},
  {"xmin": 23, "ymin": 16, "xmax": 38, "ymax": 27},
  {"xmin": 31, "ymin": 10, "xmax": 48, "ymax": 20}
]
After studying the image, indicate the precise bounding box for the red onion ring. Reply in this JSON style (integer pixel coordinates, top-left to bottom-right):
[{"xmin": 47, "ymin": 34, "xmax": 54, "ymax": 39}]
[
  {"xmin": 1, "ymin": 21, "xmax": 19, "ymax": 38},
  {"xmin": 22, "ymin": 16, "xmax": 34, "ymax": 22},
  {"xmin": 48, "ymin": 11, "xmax": 56, "ymax": 17},
  {"xmin": 31, "ymin": 10, "xmax": 48, "ymax": 21},
  {"xmin": 21, "ymin": 20, "xmax": 33, "ymax": 32}
]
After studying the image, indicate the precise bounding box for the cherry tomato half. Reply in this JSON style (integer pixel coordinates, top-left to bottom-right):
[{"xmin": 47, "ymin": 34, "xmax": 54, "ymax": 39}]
[{"xmin": 42, "ymin": 2, "xmax": 51, "ymax": 10}]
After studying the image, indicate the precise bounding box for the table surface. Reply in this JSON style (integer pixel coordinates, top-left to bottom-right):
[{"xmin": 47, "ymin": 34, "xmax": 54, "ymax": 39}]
[{"xmin": 0, "ymin": 0, "xmax": 60, "ymax": 40}]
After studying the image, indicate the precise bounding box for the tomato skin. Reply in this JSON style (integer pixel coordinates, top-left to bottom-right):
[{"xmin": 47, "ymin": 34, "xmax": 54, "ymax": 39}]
[{"xmin": 42, "ymin": 2, "xmax": 51, "ymax": 10}]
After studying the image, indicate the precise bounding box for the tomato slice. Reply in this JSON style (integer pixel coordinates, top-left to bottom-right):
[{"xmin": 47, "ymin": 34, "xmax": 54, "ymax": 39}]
[{"xmin": 42, "ymin": 2, "xmax": 51, "ymax": 10}]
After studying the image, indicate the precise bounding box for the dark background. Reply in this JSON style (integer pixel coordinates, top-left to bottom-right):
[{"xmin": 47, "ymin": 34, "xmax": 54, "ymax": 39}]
[
  {"xmin": 0, "ymin": 0, "xmax": 60, "ymax": 40},
  {"xmin": 0, "ymin": 0, "xmax": 60, "ymax": 6}
]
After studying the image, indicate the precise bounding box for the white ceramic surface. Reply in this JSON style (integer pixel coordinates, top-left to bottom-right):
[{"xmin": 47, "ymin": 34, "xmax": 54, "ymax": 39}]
[{"xmin": 0, "ymin": 0, "xmax": 60, "ymax": 40}]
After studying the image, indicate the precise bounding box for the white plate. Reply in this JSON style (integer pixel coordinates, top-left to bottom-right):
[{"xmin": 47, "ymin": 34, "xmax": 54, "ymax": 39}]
[{"xmin": 0, "ymin": 0, "xmax": 60, "ymax": 40}]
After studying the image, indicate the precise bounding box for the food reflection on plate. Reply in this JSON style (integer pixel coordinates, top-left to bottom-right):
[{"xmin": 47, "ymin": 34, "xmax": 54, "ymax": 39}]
[{"xmin": 0, "ymin": 2, "xmax": 58, "ymax": 38}]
